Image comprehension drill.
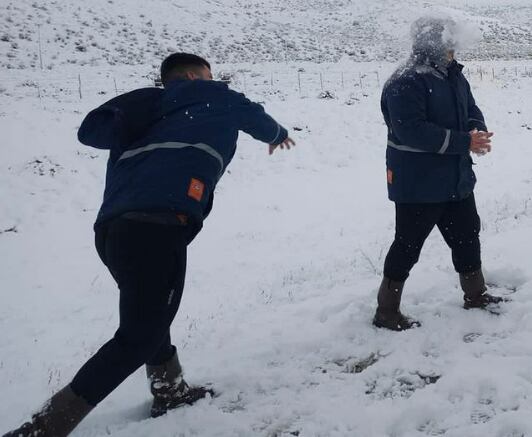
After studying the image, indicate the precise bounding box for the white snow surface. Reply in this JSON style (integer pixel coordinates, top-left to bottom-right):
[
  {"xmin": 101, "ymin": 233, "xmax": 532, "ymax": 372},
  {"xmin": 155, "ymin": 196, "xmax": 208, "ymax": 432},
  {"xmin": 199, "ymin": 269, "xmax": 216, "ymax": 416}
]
[{"xmin": 1, "ymin": 58, "xmax": 532, "ymax": 436}]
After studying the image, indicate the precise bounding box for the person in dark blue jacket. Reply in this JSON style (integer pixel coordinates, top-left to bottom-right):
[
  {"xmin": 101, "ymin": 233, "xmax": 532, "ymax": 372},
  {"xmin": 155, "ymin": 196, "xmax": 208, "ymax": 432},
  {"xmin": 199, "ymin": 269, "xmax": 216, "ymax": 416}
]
[
  {"xmin": 373, "ymin": 17, "xmax": 504, "ymax": 331},
  {"xmin": 5, "ymin": 53, "xmax": 294, "ymax": 437}
]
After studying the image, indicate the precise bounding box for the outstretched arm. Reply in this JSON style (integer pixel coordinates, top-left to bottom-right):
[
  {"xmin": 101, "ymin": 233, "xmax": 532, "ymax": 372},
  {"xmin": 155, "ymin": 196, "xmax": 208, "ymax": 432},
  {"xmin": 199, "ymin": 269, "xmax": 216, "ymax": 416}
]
[{"xmin": 227, "ymin": 90, "xmax": 295, "ymax": 153}]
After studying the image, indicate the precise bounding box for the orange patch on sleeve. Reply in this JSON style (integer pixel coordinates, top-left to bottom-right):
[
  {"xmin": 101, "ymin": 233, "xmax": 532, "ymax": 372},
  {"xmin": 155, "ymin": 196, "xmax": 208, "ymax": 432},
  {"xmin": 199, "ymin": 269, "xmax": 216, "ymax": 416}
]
[
  {"xmin": 387, "ymin": 169, "xmax": 393, "ymax": 184},
  {"xmin": 188, "ymin": 178, "xmax": 205, "ymax": 202}
]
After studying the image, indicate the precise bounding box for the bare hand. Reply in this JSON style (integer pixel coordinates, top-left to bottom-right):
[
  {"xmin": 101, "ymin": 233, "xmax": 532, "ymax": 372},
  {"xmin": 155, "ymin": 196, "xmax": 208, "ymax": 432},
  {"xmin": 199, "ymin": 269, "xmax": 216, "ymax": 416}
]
[
  {"xmin": 269, "ymin": 137, "xmax": 295, "ymax": 155},
  {"xmin": 469, "ymin": 129, "xmax": 493, "ymax": 156}
]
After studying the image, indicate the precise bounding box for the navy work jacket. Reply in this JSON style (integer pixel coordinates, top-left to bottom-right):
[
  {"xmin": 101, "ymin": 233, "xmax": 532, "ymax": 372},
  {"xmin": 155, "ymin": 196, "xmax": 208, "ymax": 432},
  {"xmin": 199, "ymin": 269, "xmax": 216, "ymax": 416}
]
[
  {"xmin": 381, "ymin": 60, "xmax": 487, "ymax": 203},
  {"xmin": 78, "ymin": 79, "xmax": 288, "ymax": 229}
]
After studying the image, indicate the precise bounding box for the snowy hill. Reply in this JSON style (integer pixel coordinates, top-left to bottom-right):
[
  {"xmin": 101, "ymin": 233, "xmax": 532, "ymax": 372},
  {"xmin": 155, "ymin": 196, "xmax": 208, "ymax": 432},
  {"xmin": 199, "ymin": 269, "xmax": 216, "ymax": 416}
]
[{"xmin": 0, "ymin": 0, "xmax": 531, "ymax": 70}]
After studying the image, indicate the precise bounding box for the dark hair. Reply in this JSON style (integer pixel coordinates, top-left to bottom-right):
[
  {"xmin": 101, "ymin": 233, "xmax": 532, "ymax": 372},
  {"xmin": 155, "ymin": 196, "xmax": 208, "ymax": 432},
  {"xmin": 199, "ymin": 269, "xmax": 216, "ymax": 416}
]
[{"xmin": 160, "ymin": 53, "xmax": 211, "ymax": 85}]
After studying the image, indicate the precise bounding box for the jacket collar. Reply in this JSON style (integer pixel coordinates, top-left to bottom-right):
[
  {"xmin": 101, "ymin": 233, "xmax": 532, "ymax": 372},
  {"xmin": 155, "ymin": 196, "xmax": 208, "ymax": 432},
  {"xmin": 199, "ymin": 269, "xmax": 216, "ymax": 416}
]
[
  {"xmin": 424, "ymin": 59, "xmax": 464, "ymax": 79},
  {"xmin": 448, "ymin": 59, "xmax": 465, "ymax": 72}
]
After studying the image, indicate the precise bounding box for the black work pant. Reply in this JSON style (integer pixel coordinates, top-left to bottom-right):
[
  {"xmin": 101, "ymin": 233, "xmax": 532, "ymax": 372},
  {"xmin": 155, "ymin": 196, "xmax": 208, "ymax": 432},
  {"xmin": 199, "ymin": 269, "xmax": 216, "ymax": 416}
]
[
  {"xmin": 70, "ymin": 217, "xmax": 189, "ymax": 406},
  {"xmin": 383, "ymin": 194, "xmax": 482, "ymax": 282}
]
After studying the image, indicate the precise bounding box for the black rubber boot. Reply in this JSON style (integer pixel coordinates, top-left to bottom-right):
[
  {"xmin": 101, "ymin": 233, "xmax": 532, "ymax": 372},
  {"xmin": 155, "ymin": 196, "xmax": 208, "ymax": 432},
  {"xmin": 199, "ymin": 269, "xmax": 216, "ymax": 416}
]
[
  {"xmin": 146, "ymin": 349, "xmax": 212, "ymax": 418},
  {"xmin": 3, "ymin": 385, "xmax": 93, "ymax": 437},
  {"xmin": 373, "ymin": 277, "xmax": 421, "ymax": 331},
  {"xmin": 460, "ymin": 269, "xmax": 505, "ymax": 309}
]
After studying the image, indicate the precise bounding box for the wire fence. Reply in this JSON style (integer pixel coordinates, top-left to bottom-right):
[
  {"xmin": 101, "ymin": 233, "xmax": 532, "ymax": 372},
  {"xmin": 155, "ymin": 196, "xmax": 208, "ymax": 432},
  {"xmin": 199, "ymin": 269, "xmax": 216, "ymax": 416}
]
[{"xmin": 2, "ymin": 64, "xmax": 532, "ymax": 103}]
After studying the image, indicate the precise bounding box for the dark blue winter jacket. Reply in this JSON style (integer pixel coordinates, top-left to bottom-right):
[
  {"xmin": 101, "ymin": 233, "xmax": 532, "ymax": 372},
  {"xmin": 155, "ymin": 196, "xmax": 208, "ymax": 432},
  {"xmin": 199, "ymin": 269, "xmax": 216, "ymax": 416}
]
[
  {"xmin": 78, "ymin": 79, "xmax": 288, "ymax": 229},
  {"xmin": 381, "ymin": 60, "xmax": 487, "ymax": 203}
]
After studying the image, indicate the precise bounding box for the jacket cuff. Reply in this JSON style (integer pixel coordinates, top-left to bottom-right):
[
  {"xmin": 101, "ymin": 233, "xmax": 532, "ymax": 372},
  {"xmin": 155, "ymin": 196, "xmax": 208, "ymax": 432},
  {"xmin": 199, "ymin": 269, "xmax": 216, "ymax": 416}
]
[
  {"xmin": 270, "ymin": 125, "xmax": 288, "ymax": 145},
  {"xmin": 467, "ymin": 119, "xmax": 488, "ymax": 132},
  {"xmin": 447, "ymin": 130, "xmax": 471, "ymax": 155}
]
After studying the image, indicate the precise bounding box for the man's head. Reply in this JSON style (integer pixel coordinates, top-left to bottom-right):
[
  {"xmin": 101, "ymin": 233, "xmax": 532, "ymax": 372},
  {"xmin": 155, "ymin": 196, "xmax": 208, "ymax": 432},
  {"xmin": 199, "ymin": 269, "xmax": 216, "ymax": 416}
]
[
  {"xmin": 411, "ymin": 16, "xmax": 457, "ymax": 66},
  {"xmin": 160, "ymin": 53, "xmax": 212, "ymax": 86}
]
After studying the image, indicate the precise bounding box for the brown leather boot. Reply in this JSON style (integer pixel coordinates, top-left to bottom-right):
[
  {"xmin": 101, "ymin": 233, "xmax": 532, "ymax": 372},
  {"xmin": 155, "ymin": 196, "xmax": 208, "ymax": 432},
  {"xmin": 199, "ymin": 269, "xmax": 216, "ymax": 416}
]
[
  {"xmin": 460, "ymin": 269, "xmax": 505, "ymax": 309},
  {"xmin": 146, "ymin": 349, "xmax": 213, "ymax": 418},
  {"xmin": 3, "ymin": 385, "xmax": 93, "ymax": 437},
  {"xmin": 373, "ymin": 277, "xmax": 420, "ymax": 331}
]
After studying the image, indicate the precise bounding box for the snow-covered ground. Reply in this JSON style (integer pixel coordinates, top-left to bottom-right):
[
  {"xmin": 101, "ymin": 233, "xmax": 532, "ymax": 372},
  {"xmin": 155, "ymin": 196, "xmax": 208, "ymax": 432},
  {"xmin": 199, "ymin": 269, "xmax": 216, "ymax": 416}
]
[{"xmin": 1, "ymin": 58, "xmax": 532, "ymax": 436}]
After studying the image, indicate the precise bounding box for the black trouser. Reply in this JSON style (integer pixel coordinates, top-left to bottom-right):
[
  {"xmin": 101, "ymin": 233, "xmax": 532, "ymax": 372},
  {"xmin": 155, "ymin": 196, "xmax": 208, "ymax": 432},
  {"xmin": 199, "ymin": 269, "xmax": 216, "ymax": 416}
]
[
  {"xmin": 70, "ymin": 217, "xmax": 189, "ymax": 406},
  {"xmin": 383, "ymin": 194, "xmax": 481, "ymax": 282}
]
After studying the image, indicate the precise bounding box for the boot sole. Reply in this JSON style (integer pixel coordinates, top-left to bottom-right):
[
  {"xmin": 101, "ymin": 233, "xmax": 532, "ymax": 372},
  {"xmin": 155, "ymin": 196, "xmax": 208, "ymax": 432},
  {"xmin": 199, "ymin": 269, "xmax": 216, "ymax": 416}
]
[
  {"xmin": 463, "ymin": 297, "xmax": 509, "ymax": 313},
  {"xmin": 373, "ymin": 317, "xmax": 421, "ymax": 331},
  {"xmin": 151, "ymin": 387, "xmax": 215, "ymax": 418}
]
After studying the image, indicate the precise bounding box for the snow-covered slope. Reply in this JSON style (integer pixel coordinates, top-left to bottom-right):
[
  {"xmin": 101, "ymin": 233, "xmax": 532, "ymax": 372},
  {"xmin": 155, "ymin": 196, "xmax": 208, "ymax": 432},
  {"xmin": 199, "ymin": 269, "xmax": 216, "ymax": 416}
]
[
  {"xmin": 0, "ymin": 0, "xmax": 531, "ymax": 70},
  {"xmin": 1, "ymin": 60, "xmax": 532, "ymax": 436}
]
